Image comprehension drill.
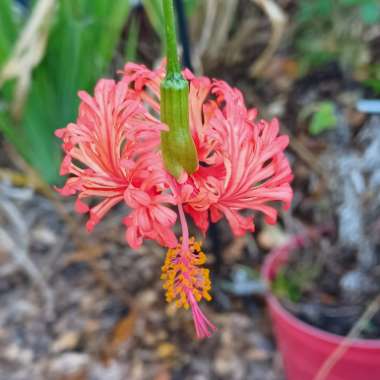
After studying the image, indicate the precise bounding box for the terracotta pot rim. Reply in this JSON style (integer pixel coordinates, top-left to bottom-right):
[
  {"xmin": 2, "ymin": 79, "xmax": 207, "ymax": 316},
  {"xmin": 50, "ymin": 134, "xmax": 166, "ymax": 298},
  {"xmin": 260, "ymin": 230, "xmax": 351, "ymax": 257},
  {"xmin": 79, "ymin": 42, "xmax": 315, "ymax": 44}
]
[{"xmin": 262, "ymin": 237, "xmax": 380, "ymax": 349}]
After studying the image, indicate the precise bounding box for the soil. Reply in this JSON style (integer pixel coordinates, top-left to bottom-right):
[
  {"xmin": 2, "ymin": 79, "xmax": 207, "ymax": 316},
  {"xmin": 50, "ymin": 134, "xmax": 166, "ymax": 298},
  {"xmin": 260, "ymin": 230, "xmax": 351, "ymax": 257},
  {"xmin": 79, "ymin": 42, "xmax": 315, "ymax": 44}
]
[{"xmin": 0, "ymin": 191, "xmax": 284, "ymax": 380}]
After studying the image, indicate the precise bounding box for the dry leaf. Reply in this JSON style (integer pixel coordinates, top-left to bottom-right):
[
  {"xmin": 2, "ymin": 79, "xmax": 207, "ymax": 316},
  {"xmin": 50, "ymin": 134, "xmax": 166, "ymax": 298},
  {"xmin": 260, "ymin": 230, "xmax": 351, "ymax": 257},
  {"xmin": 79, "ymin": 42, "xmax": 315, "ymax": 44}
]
[
  {"xmin": 258, "ymin": 224, "xmax": 289, "ymax": 250},
  {"xmin": 156, "ymin": 343, "xmax": 176, "ymax": 359},
  {"xmin": 222, "ymin": 237, "xmax": 246, "ymax": 264},
  {"xmin": 154, "ymin": 367, "xmax": 172, "ymax": 380},
  {"xmin": 104, "ymin": 310, "xmax": 137, "ymax": 359},
  {"xmin": 52, "ymin": 331, "xmax": 80, "ymax": 353}
]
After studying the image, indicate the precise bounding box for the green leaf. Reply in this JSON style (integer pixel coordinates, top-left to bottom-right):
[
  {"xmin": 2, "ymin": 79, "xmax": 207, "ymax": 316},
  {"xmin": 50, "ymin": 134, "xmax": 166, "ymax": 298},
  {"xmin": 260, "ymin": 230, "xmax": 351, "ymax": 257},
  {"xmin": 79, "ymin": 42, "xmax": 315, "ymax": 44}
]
[
  {"xmin": 0, "ymin": 0, "xmax": 20, "ymax": 65},
  {"xmin": 309, "ymin": 101, "xmax": 337, "ymax": 136},
  {"xmin": 125, "ymin": 16, "xmax": 140, "ymax": 62},
  {"xmin": 142, "ymin": 0, "xmax": 165, "ymax": 43},
  {"xmin": 271, "ymin": 258, "xmax": 322, "ymax": 303},
  {"xmin": 363, "ymin": 79, "xmax": 380, "ymax": 95},
  {"xmin": 184, "ymin": 0, "xmax": 200, "ymax": 15},
  {"xmin": 297, "ymin": 0, "xmax": 333, "ymax": 23},
  {"xmin": 272, "ymin": 269, "xmax": 302, "ymax": 303},
  {"xmin": 0, "ymin": 0, "xmax": 131, "ymax": 184},
  {"xmin": 339, "ymin": 0, "xmax": 364, "ymax": 6}
]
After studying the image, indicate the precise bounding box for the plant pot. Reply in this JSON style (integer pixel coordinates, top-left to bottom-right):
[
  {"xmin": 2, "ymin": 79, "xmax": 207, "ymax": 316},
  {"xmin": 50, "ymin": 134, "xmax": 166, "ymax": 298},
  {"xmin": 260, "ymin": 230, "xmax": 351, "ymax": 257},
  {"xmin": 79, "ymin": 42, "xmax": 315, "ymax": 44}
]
[{"xmin": 261, "ymin": 236, "xmax": 380, "ymax": 380}]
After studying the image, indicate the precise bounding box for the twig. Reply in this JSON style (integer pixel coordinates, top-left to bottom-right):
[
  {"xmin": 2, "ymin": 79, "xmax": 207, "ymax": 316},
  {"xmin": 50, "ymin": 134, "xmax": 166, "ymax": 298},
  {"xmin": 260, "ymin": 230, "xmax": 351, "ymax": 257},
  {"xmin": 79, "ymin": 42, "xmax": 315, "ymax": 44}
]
[
  {"xmin": 314, "ymin": 295, "xmax": 380, "ymax": 380},
  {"xmin": 281, "ymin": 125, "xmax": 327, "ymax": 181},
  {"xmin": 2, "ymin": 144, "xmax": 81, "ymax": 229},
  {"xmin": 0, "ymin": 168, "xmax": 48, "ymax": 195},
  {"xmin": 0, "ymin": 262, "xmax": 19, "ymax": 277},
  {"xmin": 249, "ymin": 0, "xmax": 287, "ymax": 77},
  {"xmin": 192, "ymin": 0, "xmax": 217, "ymax": 73},
  {"xmin": 0, "ymin": 197, "xmax": 55, "ymax": 318},
  {"xmin": 225, "ymin": 19, "xmax": 256, "ymax": 65}
]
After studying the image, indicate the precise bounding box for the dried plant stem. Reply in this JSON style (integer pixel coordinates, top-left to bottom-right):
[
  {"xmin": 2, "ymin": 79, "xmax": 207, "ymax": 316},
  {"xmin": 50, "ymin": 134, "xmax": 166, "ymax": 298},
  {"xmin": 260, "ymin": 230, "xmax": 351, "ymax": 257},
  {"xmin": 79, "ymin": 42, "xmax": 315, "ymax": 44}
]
[
  {"xmin": 196, "ymin": 0, "xmax": 216, "ymax": 56},
  {"xmin": 207, "ymin": 0, "xmax": 239, "ymax": 60},
  {"xmin": 0, "ymin": 0, "xmax": 56, "ymax": 119},
  {"xmin": 192, "ymin": 0, "xmax": 217, "ymax": 73},
  {"xmin": 249, "ymin": 0, "xmax": 287, "ymax": 77},
  {"xmin": 314, "ymin": 295, "xmax": 380, "ymax": 380},
  {"xmin": 0, "ymin": 168, "xmax": 48, "ymax": 195},
  {"xmin": 280, "ymin": 126, "xmax": 327, "ymax": 181}
]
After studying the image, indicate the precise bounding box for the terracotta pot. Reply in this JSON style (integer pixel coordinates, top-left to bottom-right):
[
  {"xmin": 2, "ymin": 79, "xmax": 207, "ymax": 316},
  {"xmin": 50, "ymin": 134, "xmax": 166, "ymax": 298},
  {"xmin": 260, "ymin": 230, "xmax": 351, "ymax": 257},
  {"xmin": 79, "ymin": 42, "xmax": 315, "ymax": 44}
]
[{"xmin": 261, "ymin": 237, "xmax": 380, "ymax": 380}]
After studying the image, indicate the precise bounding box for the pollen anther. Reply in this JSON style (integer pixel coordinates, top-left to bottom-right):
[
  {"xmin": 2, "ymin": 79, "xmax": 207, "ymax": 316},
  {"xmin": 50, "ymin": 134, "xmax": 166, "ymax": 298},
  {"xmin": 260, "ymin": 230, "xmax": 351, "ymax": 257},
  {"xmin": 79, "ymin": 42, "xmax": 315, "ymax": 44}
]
[{"xmin": 161, "ymin": 238, "xmax": 212, "ymax": 309}]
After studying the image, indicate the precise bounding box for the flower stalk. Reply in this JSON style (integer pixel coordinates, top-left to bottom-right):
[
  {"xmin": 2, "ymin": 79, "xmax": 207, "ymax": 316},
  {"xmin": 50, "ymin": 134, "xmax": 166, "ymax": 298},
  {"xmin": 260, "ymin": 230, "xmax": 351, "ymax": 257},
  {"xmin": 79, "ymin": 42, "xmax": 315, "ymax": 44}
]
[{"xmin": 160, "ymin": 0, "xmax": 198, "ymax": 179}]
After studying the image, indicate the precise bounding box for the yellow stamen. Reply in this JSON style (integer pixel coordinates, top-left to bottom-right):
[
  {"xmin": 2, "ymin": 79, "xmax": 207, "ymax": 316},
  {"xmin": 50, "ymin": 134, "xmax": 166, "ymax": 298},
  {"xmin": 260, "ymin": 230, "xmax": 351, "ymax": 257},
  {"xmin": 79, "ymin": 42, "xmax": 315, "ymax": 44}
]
[{"xmin": 161, "ymin": 238, "xmax": 212, "ymax": 309}]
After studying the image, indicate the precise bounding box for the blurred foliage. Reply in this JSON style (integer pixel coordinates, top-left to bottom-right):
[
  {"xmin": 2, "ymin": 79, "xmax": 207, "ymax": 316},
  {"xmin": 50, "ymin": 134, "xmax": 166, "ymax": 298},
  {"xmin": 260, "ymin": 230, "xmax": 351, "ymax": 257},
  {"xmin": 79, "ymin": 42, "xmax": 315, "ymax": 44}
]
[
  {"xmin": 299, "ymin": 101, "xmax": 337, "ymax": 136},
  {"xmin": 308, "ymin": 101, "xmax": 337, "ymax": 136},
  {"xmin": 294, "ymin": 0, "xmax": 379, "ymax": 74},
  {"xmin": 125, "ymin": 16, "xmax": 140, "ymax": 62},
  {"xmin": 272, "ymin": 268, "xmax": 302, "ymax": 303},
  {"xmin": 0, "ymin": 0, "xmax": 131, "ymax": 183},
  {"xmin": 363, "ymin": 64, "xmax": 380, "ymax": 96},
  {"xmin": 0, "ymin": 0, "xmax": 199, "ymax": 184},
  {"xmin": 272, "ymin": 257, "xmax": 321, "ymax": 303}
]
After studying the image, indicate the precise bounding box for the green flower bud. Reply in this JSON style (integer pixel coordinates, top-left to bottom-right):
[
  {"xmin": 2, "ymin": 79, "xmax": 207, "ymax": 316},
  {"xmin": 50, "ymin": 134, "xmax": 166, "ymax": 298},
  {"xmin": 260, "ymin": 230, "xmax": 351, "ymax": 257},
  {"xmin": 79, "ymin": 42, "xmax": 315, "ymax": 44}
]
[{"xmin": 160, "ymin": 72, "xmax": 198, "ymax": 179}]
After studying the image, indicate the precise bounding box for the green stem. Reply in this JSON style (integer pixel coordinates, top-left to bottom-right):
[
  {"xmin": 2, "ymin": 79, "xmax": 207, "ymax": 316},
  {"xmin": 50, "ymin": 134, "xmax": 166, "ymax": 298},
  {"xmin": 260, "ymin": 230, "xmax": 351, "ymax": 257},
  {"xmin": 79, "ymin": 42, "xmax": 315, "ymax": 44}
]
[{"xmin": 162, "ymin": 0, "xmax": 180, "ymax": 77}]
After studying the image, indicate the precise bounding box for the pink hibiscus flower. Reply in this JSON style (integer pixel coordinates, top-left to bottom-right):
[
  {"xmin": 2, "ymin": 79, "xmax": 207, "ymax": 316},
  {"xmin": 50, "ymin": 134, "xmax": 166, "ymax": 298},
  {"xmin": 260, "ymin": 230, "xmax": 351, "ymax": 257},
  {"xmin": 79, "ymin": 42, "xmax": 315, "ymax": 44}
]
[{"xmin": 55, "ymin": 63, "xmax": 293, "ymax": 339}]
